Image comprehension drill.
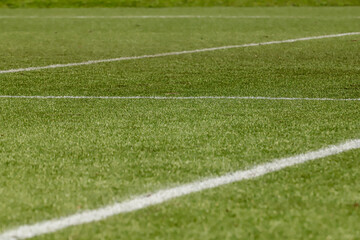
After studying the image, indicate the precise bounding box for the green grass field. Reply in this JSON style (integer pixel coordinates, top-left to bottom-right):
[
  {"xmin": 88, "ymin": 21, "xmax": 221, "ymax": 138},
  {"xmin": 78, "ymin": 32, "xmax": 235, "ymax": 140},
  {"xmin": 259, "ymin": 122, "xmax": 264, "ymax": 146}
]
[
  {"xmin": 0, "ymin": 6, "xmax": 360, "ymax": 240},
  {"xmin": 1, "ymin": 0, "xmax": 360, "ymax": 8}
]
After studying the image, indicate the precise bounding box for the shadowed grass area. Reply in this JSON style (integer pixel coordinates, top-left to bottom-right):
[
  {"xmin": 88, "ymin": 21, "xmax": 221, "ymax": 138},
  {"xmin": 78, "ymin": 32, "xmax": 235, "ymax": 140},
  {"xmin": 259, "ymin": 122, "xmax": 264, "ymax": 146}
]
[{"xmin": 0, "ymin": 0, "xmax": 359, "ymax": 8}]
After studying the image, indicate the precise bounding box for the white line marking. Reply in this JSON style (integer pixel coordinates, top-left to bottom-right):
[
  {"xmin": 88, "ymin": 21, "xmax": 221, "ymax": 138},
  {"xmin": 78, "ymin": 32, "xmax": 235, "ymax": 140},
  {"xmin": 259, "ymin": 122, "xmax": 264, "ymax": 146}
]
[
  {"xmin": 1, "ymin": 139, "xmax": 360, "ymax": 240},
  {"xmin": 0, "ymin": 32, "xmax": 359, "ymax": 74},
  {"xmin": 0, "ymin": 95, "xmax": 359, "ymax": 101},
  {"xmin": 0, "ymin": 15, "xmax": 359, "ymax": 19}
]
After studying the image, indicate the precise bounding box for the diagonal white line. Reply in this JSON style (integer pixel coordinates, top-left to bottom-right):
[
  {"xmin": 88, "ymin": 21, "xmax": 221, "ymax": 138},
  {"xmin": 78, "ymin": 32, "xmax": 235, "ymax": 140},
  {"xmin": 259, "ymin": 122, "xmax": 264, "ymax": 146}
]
[
  {"xmin": 0, "ymin": 32, "xmax": 359, "ymax": 74},
  {"xmin": 1, "ymin": 139, "xmax": 360, "ymax": 240},
  {"xmin": 0, "ymin": 95, "xmax": 359, "ymax": 101}
]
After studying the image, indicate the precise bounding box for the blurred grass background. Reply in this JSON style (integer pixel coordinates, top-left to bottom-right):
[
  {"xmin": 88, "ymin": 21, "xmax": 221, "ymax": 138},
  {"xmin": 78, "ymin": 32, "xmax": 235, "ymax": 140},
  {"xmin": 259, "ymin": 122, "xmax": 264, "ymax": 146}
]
[{"xmin": 1, "ymin": 0, "xmax": 359, "ymax": 8}]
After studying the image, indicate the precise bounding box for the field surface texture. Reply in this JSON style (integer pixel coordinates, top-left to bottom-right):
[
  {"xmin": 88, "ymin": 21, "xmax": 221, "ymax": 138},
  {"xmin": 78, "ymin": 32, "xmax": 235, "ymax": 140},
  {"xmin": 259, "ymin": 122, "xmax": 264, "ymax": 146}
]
[
  {"xmin": 1, "ymin": 0, "xmax": 360, "ymax": 7},
  {"xmin": 0, "ymin": 7, "xmax": 360, "ymax": 240}
]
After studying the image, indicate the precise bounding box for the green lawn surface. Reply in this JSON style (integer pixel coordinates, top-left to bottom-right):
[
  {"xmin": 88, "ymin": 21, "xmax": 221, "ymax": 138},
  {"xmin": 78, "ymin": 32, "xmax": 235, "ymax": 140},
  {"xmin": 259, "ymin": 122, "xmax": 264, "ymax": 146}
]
[
  {"xmin": 1, "ymin": 0, "xmax": 360, "ymax": 8},
  {"xmin": 0, "ymin": 7, "xmax": 360, "ymax": 240}
]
